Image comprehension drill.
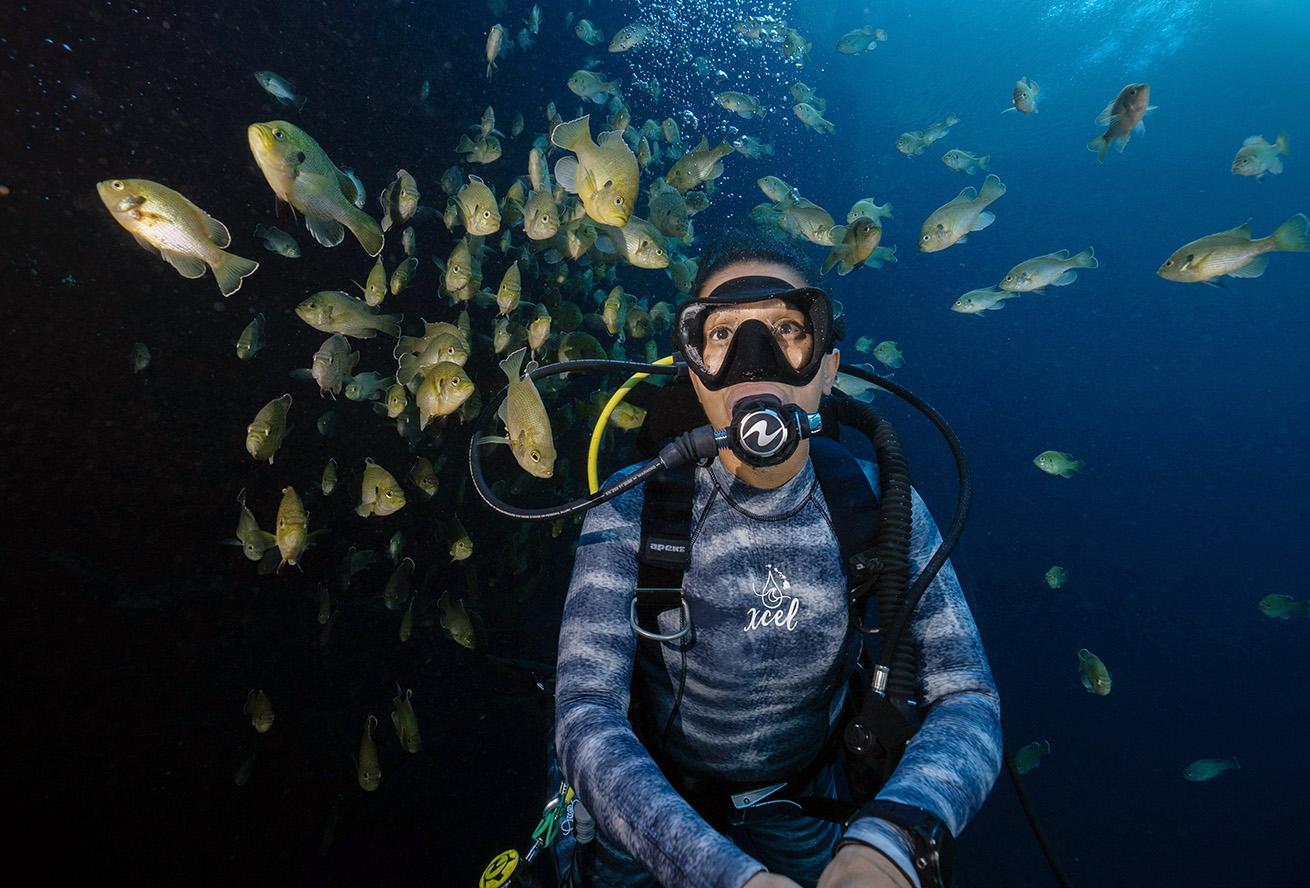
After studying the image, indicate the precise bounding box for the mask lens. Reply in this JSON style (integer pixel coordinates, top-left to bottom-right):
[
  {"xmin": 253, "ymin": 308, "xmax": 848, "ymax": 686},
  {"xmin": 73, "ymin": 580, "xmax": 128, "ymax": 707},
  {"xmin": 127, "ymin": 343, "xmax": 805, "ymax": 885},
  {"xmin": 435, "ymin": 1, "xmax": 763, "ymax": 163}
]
[{"xmin": 700, "ymin": 301, "xmax": 814, "ymax": 375}]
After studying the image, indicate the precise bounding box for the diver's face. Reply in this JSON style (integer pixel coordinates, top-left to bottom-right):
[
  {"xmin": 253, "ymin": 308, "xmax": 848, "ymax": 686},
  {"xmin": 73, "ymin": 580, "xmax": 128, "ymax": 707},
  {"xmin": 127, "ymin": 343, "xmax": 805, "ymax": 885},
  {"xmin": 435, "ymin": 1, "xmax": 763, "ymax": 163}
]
[{"xmin": 689, "ymin": 259, "xmax": 839, "ymax": 431}]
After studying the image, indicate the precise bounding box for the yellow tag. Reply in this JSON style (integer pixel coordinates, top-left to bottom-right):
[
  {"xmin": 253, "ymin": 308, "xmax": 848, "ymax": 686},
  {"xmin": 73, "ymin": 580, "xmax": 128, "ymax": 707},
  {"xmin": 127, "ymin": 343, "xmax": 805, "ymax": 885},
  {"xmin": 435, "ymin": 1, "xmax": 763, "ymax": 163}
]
[{"xmin": 480, "ymin": 849, "xmax": 519, "ymax": 888}]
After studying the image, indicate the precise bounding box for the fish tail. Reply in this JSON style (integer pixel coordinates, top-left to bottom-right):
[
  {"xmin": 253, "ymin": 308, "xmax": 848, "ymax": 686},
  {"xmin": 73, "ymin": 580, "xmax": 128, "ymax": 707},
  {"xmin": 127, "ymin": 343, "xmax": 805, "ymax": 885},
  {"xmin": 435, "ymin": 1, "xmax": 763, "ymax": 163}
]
[
  {"xmin": 211, "ymin": 251, "xmax": 260, "ymax": 297},
  {"xmin": 1071, "ymin": 246, "xmax": 1098, "ymax": 269},
  {"xmin": 343, "ymin": 206, "xmax": 385, "ymax": 257},
  {"xmin": 978, "ymin": 174, "xmax": 1006, "ymax": 205},
  {"xmin": 820, "ymin": 246, "xmax": 842, "ymax": 275},
  {"xmin": 499, "ymin": 346, "xmax": 526, "ymax": 382},
  {"xmin": 1271, "ymin": 213, "xmax": 1309, "ymax": 253},
  {"xmin": 979, "ymin": 154, "xmax": 990, "ymax": 172},
  {"xmin": 1275, "ymin": 132, "xmax": 1290, "ymax": 155},
  {"xmin": 376, "ymin": 313, "xmax": 402, "ymax": 337},
  {"xmin": 1087, "ymin": 134, "xmax": 1109, "ymax": 162},
  {"xmin": 551, "ymin": 115, "xmax": 590, "ymax": 151},
  {"xmin": 295, "ymin": 94, "xmax": 308, "ymax": 112}
]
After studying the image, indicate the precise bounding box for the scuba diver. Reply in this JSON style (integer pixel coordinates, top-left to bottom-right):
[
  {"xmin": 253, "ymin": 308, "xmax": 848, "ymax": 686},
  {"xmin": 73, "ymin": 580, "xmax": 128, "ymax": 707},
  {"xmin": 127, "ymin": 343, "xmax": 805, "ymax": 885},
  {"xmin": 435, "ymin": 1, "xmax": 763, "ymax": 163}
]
[{"xmin": 540, "ymin": 230, "xmax": 1003, "ymax": 888}]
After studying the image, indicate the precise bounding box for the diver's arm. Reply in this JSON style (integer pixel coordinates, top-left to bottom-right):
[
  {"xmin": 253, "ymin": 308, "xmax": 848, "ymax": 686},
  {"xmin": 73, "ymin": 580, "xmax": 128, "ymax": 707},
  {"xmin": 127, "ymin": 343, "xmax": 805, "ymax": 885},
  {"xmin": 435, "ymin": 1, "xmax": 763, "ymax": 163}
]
[
  {"xmin": 555, "ymin": 472, "xmax": 767, "ymax": 888},
  {"xmin": 839, "ymin": 481, "xmax": 1003, "ymax": 883}
]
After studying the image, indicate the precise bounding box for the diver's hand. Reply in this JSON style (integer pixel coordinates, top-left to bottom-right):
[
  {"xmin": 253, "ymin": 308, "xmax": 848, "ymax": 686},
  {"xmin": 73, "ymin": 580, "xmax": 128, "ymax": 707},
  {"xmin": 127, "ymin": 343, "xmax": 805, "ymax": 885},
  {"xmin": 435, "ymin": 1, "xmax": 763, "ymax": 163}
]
[
  {"xmin": 743, "ymin": 872, "xmax": 802, "ymax": 888},
  {"xmin": 816, "ymin": 843, "xmax": 915, "ymax": 888}
]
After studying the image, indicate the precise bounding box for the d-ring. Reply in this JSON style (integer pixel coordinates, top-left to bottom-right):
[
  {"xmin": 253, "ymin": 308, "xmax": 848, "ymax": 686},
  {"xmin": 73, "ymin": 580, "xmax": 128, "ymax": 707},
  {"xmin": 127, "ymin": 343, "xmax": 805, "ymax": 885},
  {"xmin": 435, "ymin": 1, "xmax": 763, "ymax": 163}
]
[{"xmin": 630, "ymin": 597, "xmax": 692, "ymax": 642}]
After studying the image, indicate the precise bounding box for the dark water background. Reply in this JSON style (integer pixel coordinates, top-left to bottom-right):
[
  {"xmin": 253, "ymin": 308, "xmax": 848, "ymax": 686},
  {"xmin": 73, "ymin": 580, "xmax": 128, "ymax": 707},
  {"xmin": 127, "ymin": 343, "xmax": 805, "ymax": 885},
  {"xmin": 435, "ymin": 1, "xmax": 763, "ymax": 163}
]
[{"xmin": 2, "ymin": 0, "xmax": 1308, "ymax": 885}]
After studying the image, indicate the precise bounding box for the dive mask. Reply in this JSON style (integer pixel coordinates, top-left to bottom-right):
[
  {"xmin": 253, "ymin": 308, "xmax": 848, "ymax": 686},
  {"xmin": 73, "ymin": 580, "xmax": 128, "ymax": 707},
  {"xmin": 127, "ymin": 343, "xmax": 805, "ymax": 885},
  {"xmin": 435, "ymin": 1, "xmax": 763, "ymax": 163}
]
[{"xmin": 673, "ymin": 276, "xmax": 837, "ymax": 391}]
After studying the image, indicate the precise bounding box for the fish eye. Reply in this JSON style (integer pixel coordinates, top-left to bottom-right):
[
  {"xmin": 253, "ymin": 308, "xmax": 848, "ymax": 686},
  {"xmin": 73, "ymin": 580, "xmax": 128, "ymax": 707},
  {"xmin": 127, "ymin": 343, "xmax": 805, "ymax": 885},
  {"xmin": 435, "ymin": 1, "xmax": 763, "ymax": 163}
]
[
  {"xmin": 483, "ymin": 210, "xmax": 491, "ymax": 218},
  {"xmin": 272, "ymin": 128, "xmax": 284, "ymax": 141},
  {"xmin": 614, "ymin": 196, "xmax": 624, "ymax": 206},
  {"xmin": 111, "ymin": 180, "xmax": 124, "ymax": 190},
  {"xmin": 1164, "ymin": 259, "xmax": 1173, "ymax": 267},
  {"xmin": 1185, "ymin": 254, "xmax": 1195, "ymax": 263},
  {"xmin": 530, "ymin": 451, "xmax": 541, "ymax": 462},
  {"xmin": 922, "ymin": 234, "xmax": 931, "ymax": 242}
]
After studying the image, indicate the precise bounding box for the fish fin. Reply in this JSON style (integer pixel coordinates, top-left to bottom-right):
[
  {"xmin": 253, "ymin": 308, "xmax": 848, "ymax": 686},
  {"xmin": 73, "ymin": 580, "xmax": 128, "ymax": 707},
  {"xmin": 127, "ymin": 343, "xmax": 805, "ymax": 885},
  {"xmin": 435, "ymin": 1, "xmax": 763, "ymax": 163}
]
[
  {"xmin": 1072, "ymin": 246, "xmax": 1097, "ymax": 268},
  {"xmin": 211, "ymin": 251, "xmax": 260, "ymax": 297},
  {"xmin": 1094, "ymin": 102, "xmax": 1115, "ymax": 126},
  {"xmin": 1087, "ymin": 134, "xmax": 1109, "ymax": 162},
  {"xmin": 306, "ymin": 215, "xmax": 346, "ymax": 248},
  {"xmin": 595, "ymin": 235, "xmax": 616, "ymax": 254},
  {"xmin": 1051, "ymin": 269, "xmax": 1078, "ymax": 286},
  {"xmin": 706, "ymin": 161, "xmax": 725, "ymax": 180},
  {"xmin": 952, "ymin": 186, "xmax": 978, "ymax": 204},
  {"xmin": 1275, "ymin": 132, "xmax": 1290, "ymax": 155},
  {"xmin": 820, "ymin": 247, "xmax": 841, "ymax": 276},
  {"xmin": 499, "ymin": 346, "xmax": 527, "ymax": 382},
  {"xmin": 478, "ymin": 434, "xmax": 510, "ymax": 447},
  {"xmin": 978, "ymin": 174, "xmax": 1006, "ymax": 203},
  {"xmin": 199, "ymin": 213, "xmax": 232, "ymax": 248},
  {"xmin": 554, "ymin": 156, "xmax": 580, "ymax": 194},
  {"xmin": 334, "ymin": 166, "xmax": 361, "ymax": 206},
  {"xmin": 1200, "ymin": 278, "xmax": 1227, "ymax": 289},
  {"xmin": 826, "ymin": 224, "xmax": 847, "ymax": 246},
  {"xmin": 955, "ymin": 236, "xmax": 968, "ymax": 244},
  {"xmin": 1242, "ymin": 135, "xmax": 1264, "ymax": 146},
  {"xmin": 970, "ymin": 212, "xmax": 996, "ymax": 232},
  {"xmin": 160, "ymin": 249, "xmax": 207, "ymax": 279},
  {"xmin": 1134, "ymin": 119, "xmax": 1146, "ymax": 136},
  {"xmin": 130, "ymin": 233, "xmax": 159, "ymax": 256},
  {"xmin": 289, "ymin": 368, "xmax": 314, "ymax": 381},
  {"xmin": 551, "ymin": 115, "xmax": 590, "ymax": 151},
  {"xmin": 343, "ymin": 207, "xmax": 385, "ymax": 257},
  {"xmin": 979, "ymin": 155, "xmax": 990, "ymax": 172},
  {"xmin": 1001, "ymin": 106, "xmax": 1016, "ymax": 114},
  {"xmin": 1272, "ymin": 213, "xmax": 1309, "ymax": 252},
  {"xmin": 1051, "ymin": 249, "xmax": 1071, "ymax": 260},
  {"xmin": 1219, "ymin": 220, "xmax": 1254, "ymax": 239},
  {"xmin": 1226, "ymin": 255, "xmax": 1268, "ymax": 279},
  {"xmin": 220, "ymin": 538, "xmax": 242, "ymax": 547},
  {"xmin": 1268, "ymin": 156, "xmax": 1283, "ymax": 175},
  {"xmin": 258, "ymin": 549, "xmax": 281, "ymax": 574}
]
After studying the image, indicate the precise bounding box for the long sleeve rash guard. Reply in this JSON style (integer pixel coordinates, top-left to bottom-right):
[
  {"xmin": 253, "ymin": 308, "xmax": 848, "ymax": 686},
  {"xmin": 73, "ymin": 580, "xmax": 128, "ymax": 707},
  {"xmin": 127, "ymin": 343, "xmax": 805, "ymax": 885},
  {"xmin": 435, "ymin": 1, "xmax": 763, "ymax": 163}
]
[{"xmin": 555, "ymin": 454, "xmax": 1002, "ymax": 887}]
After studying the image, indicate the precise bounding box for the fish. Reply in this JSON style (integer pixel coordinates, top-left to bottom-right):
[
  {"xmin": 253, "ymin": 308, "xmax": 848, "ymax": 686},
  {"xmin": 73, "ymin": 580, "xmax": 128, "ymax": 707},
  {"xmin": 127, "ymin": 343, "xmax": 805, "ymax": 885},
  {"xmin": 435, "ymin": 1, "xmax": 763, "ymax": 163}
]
[
  {"xmin": 253, "ymin": 223, "xmax": 300, "ymax": 258},
  {"xmin": 523, "ymin": 189, "xmax": 561, "ymax": 241},
  {"xmin": 1231, "ymin": 133, "xmax": 1290, "ymax": 181},
  {"xmin": 526, "ymin": 307, "xmax": 552, "ymax": 354},
  {"xmin": 409, "ymin": 457, "xmax": 439, "ymax": 499},
  {"xmin": 357, "ymin": 716, "xmax": 381, "ymax": 791},
  {"xmin": 1000, "ymin": 248, "xmax": 1098, "ymax": 292},
  {"xmin": 1184, "ymin": 758, "xmax": 1240, "ymax": 782},
  {"xmin": 441, "ymin": 165, "xmax": 464, "ymax": 196},
  {"xmin": 1034, "ymin": 450, "xmax": 1084, "ymax": 478},
  {"xmin": 715, "ymin": 91, "xmax": 765, "ymax": 119},
  {"xmin": 378, "ymin": 169, "xmax": 419, "ymax": 233},
  {"xmin": 402, "ymin": 226, "xmax": 416, "ymax": 257},
  {"xmin": 496, "ymin": 262, "xmax": 522, "ymax": 316},
  {"xmin": 872, "ymin": 341, "xmax": 903, "ymax": 370},
  {"xmin": 866, "ymin": 245, "xmax": 898, "ymax": 268},
  {"xmin": 486, "ymin": 23, "xmax": 507, "ymax": 78},
  {"xmin": 237, "ymin": 313, "xmax": 266, "ymax": 360},
  {"xmin": 1258, "ymin": 593, "xmax": 1310, "ymax": 619},
  {"xmin": 316, "ymin": 411, "xmax": 338, "ymax": 437},
  {"xmin": 357, "ymin": 458, "xmax": 407, "ymax": 517},
  {"xmin": 950, "ymin": 287, "xmax": 1019, "ymax": 316},
  {"xmin": 1007, "ymin": 77, "xmax": 1040, "ymax": 114},
  {"xmin": 95, "ymin": 179, "xmax": 259, "ymax": 297},
  {"xmin": 446, "ymin": 516, "xmax": 474, "ymax": 563},
  {"xmin": 574, "ymin": 19, "xmax": 604, "ymax": 46},
  {"xmin": 389, "ymin": 257, "xmax": 418, "ymax": 295},
  {"xmin": 919, "ymin": 174, "xmax": 1006, "ymax": 252},
  {"xmin": 666, "ymin": 137, "xmax": 733, "ymax": 192},
  {"xmin": 792, "ymin": 102, "xmax": 835, "ymax": 135},
  {"xmin": 1077, "ymin": 648, "xmax": 1112, "ymax": 695},
  {"xmin": 732, "ymin": 136, "xmax": 774, "ymax": 159},
  {"xmin": 1087, "ymin": 83, "xmax": 1155, "ymax": 162},
  {"xmin": 942, "ymin": 149, "xmax": 991, "ymax": 175},
  {"xmin": 274, "ymin": 485, "xmax": 310, "ymax": 570},
  {"xmin": 246, "ymin": 394, "xmax": 293, "ymax": 463},
  {"xmin": 1157, "ymin": 215, "xmax": 1308, "ymax": 285},
  {"xmin": 399, "ymin": 596, "xmax": 415, "ymax": 642},
  {"xmin": 596, "ymin": 217, "xmax": 670, "ymax": 269},
  {"xmin": 790, "ymin": 82, "xmax": 826, "ymax": 112},
  {"xmin": 777, "ymin": 196, "xmax": 847, "ymax": 246},
  {"xmin": 855, "ymin": 337, "xmax": 875, "ymax": 355},
  {"xmin": 129, "ymin": 342, "xmax": 150, "ymax": 374},
  {"xmin": 355, "ymin": 257, "xmax": 388, "ymax": 306},
  {"xmin": 253, "ymin": 71, "xmax": 305, "ymax": 110},
  {"xmin": 661, "ymin": 117, "xmax": 681, "ymax": 146},
  {"xmin": 457, "ymin": 132, "xmax": 503, "ymax": 165},
  {"xmin": 666, "ymin": 258, "xmax": 697, "ymax": 294},
  {"xmin": 317, "ymin": 583, "xmax": 332, "ymax": 625},
  {"xmin": 245, "ymin": 690, "xmax": 275, "ymax": 733},
  {"xmin": 453, "ymin": 175, "xmax": 500, "ymax": 237},
  {"xmin": 781, "ymin": 27, "xmax": 811, "ymax": 65},
  {"xmin": 609, "ymin": 22, "xmax": 651, "ymax": 52},
  {"xmin": 438, "ymin": 590, "xmax": 477, "ymax": 648},
  {"xmin": 758, "ymin": 175, "xmax": 798, "ymax": 203},
  {"xmin": 524, "ymin": 3, "xmax": 541, "ymax": 34},
  {"xmin": 1044, "ymin": 566, "xmax": 1068, "ymax": 589},
  {"xmin": 247, "ymin": 121, "xmax": 383, "ymax": 256},
  {"xmin": 822, "ymin": 217, "xmax": 882, "ymax": 275},
  {"xmin": 228, "ymin": 488, "xmax": 278, "ymax": 563},
  {"xmin": 383, "ymin": 557, "xmax": 414, "ymax": 612},
  {"xmin": 558, "ymin": 331, "xmax": 607, "ymax": 363},
  {"xmin": 296, "ymin": 290, "xmax": 401, "ymax": 339},
  {"xmin": 416, "ymin": 362, "xmax": 475, "ymax": 429},
  {"xmin": 551, "ymin": 114, "xmax": 639, "ymax": 226},
  {"xmin": 835, "ymin": 26, "xmax": 880, "ymax": 55},
  {"xmin": 344, "ymin": 371, "xmax": 393, "ymax": 402},
  {"xmin": 309, "ymin": 334, "xmax": 358, "ymax": 397},
  {"xmin": 482, "ymin": 347, "xmax": 556, "ymax": 478},
  {"xmin": 1013, "ymin": 740, "xmax": 1051, "ymax": 775},
  {"xmin": 568, "ymin": 70, "xmax": 622, "ymax": 105},
  {"xmin": 321, "ymin": 458, "xmax": 338, "ymax": 496},
  {"xmin": 391, "ymin": 684, "xmax": 422, "ymax": 752}
]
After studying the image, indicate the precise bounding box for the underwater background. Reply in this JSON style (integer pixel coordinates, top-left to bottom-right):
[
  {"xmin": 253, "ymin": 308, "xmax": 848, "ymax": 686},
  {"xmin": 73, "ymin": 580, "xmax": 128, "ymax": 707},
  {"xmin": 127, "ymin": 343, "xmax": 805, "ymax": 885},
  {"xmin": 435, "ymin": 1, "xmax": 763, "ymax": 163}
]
[{"xmin": 3, "ymin": 0, "xmax": 1308, "ymax": 885}]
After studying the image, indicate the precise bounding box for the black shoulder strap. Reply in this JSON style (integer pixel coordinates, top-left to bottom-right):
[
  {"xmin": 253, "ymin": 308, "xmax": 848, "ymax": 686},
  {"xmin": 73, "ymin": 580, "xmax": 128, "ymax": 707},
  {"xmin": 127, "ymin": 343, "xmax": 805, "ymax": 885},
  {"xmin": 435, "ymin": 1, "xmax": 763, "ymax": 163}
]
[
  {"xmin": 808, "ymin": 436, "xmax": 880, "ymax": 587},
  {"xmin": 633, "ymin": 463, "xmax": 696, "ymax": 634}
]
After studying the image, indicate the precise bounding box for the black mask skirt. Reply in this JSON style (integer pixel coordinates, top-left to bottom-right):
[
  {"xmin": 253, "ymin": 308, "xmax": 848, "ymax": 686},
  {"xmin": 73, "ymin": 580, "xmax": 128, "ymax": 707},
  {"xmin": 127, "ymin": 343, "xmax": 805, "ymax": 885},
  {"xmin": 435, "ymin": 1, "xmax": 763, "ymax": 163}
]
[{"xmin": 674, "ymin": 276, "xmax": 837, "ymax": 391}]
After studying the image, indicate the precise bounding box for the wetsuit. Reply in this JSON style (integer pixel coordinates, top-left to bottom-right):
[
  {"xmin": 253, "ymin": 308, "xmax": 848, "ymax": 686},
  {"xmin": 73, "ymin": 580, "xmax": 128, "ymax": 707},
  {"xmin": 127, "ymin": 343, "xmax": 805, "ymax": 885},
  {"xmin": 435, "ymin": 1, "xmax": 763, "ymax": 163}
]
[{"xmin": 555, "ymin": 454, "xmax": 1001, "ymax": 887}]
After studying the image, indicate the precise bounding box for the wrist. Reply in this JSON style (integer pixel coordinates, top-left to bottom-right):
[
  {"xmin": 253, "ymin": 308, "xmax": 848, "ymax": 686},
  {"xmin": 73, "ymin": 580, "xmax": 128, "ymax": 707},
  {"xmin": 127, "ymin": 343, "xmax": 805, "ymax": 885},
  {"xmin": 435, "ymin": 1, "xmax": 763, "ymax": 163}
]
[{"xmin": 845, "ymin": 801, "xmax": 953, "ymax": 888}]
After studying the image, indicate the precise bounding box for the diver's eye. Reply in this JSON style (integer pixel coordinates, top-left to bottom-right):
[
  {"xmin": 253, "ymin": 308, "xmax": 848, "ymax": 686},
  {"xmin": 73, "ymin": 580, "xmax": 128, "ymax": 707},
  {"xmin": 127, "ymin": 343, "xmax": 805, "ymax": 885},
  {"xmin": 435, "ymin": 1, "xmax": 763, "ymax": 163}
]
[
  {"xmin": 273, "ymin": 128, "xmax": 285, "ymax": 141},
  {"xmin": 111, "ymin": 180, "xmax": 124, "ymax": 190}
]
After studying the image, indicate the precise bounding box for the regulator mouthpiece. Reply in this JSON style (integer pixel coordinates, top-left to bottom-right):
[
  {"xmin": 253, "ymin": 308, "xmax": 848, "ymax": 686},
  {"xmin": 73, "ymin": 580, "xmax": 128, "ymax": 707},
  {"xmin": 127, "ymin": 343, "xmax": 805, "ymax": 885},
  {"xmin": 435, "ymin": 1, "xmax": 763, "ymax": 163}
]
[{"xmin": 715, "ymin": 395, "xmax": 822, "ymax": 467}]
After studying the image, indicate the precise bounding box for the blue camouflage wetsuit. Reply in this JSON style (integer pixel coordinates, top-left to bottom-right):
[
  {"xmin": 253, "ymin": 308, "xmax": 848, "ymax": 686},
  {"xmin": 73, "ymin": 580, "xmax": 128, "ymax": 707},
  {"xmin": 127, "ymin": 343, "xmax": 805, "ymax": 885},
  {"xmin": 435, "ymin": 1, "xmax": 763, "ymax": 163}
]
[{"xmin": 553, "ymin": 452, "xmax": 1001, "ymax": 888}]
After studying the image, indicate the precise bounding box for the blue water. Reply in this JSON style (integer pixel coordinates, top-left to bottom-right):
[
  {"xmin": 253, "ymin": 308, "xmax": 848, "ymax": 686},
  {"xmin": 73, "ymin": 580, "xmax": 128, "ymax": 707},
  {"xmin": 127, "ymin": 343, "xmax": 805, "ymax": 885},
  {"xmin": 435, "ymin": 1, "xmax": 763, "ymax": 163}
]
[{"xmin": 3, "ymin": 0, "xmax": 1307, "ymax": 885}]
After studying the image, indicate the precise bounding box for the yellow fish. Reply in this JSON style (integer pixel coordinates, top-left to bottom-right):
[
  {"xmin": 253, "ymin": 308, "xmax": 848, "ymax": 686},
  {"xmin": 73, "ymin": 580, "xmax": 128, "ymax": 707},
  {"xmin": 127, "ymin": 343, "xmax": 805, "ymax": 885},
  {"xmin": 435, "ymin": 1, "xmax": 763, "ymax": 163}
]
[
  {"xmin": 229, "ymin": 488, "xmax": 277, "ymax": 564},
  {"xmin": 596, "ymin": 216, "xmax": 670, "ymax": 269},
  {"xmin": 246, "ymin": 394, "xmax": 293, "ymax": 463},
  {"xmin": 391, "ymin": 684, "xmax": 422, "ymax": 753},
  {"xmin": 1157, "ymin": 215, "xmax": 1308, "ymax": 285},
  {"xmin": 822, "ymin": 217, "xmax": 882, "ymax": 275},
  {"xmin": 484, "ymin": 347, "xmax": 556, "ymax": 478},
  {"xmin": 666, "ymin": 137, "xmax": 733, "ymax": 192},
  {"xmin": 919, "ymin": 175, "xmax": 1006, "ymax": 252},
  {"xmin": 295, "ymin": 290, "xmax": 401, "ymax": 339},
  {"xmin": 1000, "ymin": 248, "xmax": 1098, "ymax": 293},
  {"xmin": 416, "ymin": 362, "xmax": 474, "ymax": 429},
  {"xmin": 245, "ymin": 689, "xmax": 275, "ymax": 733},
  {"xmin": 357, "ymin": 458, "xmax": 406, "ymax": 517},
  {"xmin": 275, "ymin": 485, "xmax": 309, "ymax": 570},
  {"xmin": 247, "ymin": 121, "xmax": 383, "ymax": 256},
  {"xmin": 409, "ymin": 456, "xmax": 439, "ymax": 499},
  {"xmin": 1077, "ymin": 648, "xmax": 1112, "ymax": 695},
  {"xmin": 454, "ymin": 175, "xmax": 501, "ymax": 236},
  {"xmin": 357, "ymin": 715, "xmax": 381, "ymax": 791},
  {"xmin": 551, "ymin": 115, "xmax": 639, "ymax": 226},
  {"xmin": 96, "ymin": 178, "xmax": 258, "ymax": 297}
]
